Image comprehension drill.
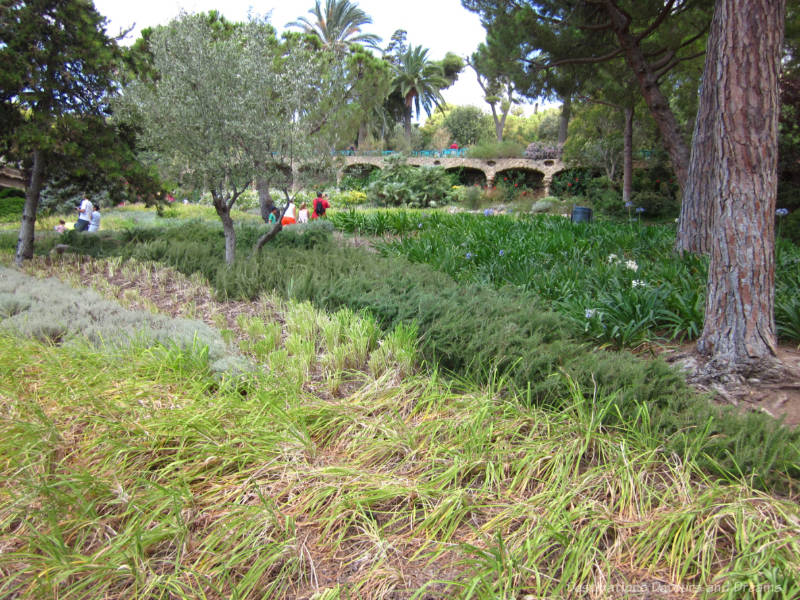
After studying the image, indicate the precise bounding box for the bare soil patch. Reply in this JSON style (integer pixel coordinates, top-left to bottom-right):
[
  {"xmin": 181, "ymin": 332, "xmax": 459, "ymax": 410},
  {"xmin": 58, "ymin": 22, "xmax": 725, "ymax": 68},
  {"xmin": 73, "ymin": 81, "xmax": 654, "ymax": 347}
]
[{"xmin": 659, "ymin": 343, "xmax": 800, "ymax": 427}]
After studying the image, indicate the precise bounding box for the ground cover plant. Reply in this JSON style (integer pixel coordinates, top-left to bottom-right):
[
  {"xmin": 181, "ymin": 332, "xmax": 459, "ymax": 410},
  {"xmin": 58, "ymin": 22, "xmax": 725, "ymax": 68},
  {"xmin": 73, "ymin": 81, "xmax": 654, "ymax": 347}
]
[
  {"xmin": 329, "ymin": 211, "xmax": 800, "ymax": 348},
  {"xmin": 1, "ymin": 259, "xmax": 799, "ymax": 599},
  {"xmin": 4, "ymin": 228, "xmax": 799, "ymax": 493}
]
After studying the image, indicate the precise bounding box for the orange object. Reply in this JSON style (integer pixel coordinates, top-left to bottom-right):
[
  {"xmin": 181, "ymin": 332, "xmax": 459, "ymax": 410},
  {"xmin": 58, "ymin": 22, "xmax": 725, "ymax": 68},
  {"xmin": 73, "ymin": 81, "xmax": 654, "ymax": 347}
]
[{"xmin": 281, "ymin": 216, "xmax": 296, "ymax": 226}]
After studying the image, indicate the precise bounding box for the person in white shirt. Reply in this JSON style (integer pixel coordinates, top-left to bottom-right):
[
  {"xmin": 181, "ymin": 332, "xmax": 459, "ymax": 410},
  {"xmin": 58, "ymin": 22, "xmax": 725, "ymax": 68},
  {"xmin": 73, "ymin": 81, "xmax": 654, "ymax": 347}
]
[
  {"xmin": 297, "ymin": 202, "xmax": 309, "ymax": 224},
  {"xmin": 75, "ymin": 197, "xmax": 93, "ymax": 232},
  {"xmin": 88, "ymin": 204, "xmax": 101, "ymax": 232},
  {"xmin": 281, "ymin": 200, "xmax": 297, "ymax": 225}
]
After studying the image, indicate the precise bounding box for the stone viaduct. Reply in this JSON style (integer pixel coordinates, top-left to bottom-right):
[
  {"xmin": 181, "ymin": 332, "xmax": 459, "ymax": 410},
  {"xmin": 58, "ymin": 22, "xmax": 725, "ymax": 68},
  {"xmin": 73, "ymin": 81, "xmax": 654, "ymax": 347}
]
[
  {"xmin": 0, "ymin": 166, "xmax": 25, "ymax": 191},
  {"xmin": 340, "ymin": 155, "xmax": 566, "ymax": 193}
]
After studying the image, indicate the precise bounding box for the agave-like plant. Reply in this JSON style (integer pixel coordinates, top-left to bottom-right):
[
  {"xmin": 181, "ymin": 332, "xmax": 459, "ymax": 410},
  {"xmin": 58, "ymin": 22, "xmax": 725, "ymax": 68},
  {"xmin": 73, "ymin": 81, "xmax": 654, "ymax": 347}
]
[{"xmin": 287, "ymin": 0, "xmax": 381, "ymax": 52}]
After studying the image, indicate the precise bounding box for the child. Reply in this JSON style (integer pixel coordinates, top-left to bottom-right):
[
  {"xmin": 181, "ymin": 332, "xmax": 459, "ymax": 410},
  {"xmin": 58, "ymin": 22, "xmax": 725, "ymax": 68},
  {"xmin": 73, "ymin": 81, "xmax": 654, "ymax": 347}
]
[
  {"xmin": 88, "ymin": 204, "xmax": 101, "ymax": 232},
  {"xmin": 297, "ymin": 203, "xmax": 309, "ymax": 224},
  {"xmin": 54, "ymin": 220, "xmax": 66, "ymax": 233},
  {"xmin": 268, "ymin": 207, "xmax": 280, "ymax": 224}
]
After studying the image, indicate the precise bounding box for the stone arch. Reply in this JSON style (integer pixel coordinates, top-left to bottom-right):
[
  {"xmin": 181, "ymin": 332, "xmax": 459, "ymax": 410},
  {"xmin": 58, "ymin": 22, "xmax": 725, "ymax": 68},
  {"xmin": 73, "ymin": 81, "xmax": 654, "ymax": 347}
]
[
  {"xmin": 494, "ymin": 167, "xmax": 545, "ymax": 191},
  {"xmin": 342, "ymin": 163, "xmax": 381, "ymax": 178},
  {"xmin": 446, "ymin": 166, "xmax": 487, "ymax": 187}
]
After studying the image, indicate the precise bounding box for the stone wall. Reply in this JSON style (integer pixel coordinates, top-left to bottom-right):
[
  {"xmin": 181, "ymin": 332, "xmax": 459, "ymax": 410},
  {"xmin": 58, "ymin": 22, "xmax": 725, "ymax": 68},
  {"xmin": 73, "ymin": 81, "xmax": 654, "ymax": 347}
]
[{"xmin": 340, "ymin": 156, "xmax": 566, "ymax": 193}]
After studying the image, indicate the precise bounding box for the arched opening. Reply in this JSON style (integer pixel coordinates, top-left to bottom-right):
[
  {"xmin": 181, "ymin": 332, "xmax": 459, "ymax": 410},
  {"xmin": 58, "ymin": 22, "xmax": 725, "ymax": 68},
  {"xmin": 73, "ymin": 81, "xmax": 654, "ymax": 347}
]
[
  {"xmin": 340, "ymin": 163, "xmax": 381, "ymax": 190},
  {"xmin": 446, "ymin": 167, "xmax": 487, "ymax": 187},
  {"xmin": 494, "ymin": 168, "xmax": 545, "ymax": 193},
  {"xmin": 297, "ymin": 163, "xmax": 337, "ymax": 189}
]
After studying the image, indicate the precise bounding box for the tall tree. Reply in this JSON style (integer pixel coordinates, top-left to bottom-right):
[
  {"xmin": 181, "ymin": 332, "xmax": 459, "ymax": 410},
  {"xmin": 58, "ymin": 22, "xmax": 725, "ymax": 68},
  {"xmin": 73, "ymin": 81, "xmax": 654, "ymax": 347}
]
[
  {"xmin": 287, "ymin": 0, "xmax": 380, "ymax": 52},
  {"xmin": 468, "ymin": 43, "xmax": 519, "ymax": 142},
  {"xmin": 0, "ymin": 0, "xmax": 120, "ymax": 265},
  {"xmin": 696, "ymin": 0, "xmax": 785, "ymax": 378},
  {"xmin": 119, "ymin": 15, "xmax": 347, "ymax": 264},
  {"xmin": 462, "ymin": 0, "xmax": 711, "ymax": 191},
  {"xmin": 391, "ymin": 46, "xmax": 450, "ymax": 139}
]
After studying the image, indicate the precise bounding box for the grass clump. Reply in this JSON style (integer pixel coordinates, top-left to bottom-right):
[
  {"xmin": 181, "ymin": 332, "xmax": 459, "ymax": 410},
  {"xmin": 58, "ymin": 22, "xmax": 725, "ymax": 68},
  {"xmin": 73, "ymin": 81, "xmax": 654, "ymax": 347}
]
[
  {"xmin": 1, "ymin": 314, "xmax": 798, "ymax": 598},
  {"xmin": 7, "ymin": 221, "xmax": 799, "ymax": 493}
]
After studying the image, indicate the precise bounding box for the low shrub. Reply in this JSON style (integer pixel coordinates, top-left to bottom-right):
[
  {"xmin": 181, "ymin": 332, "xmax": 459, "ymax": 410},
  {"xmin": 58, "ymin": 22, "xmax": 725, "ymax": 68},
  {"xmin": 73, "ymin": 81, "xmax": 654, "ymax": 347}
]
[
  {"xmin": 0, "ymin": 266, "xmax": 248, "ymax": 376},
  {"xmin": 631, "ymin": 190, "xmax": 680, "ymax": 219},
  {"xmin": 777, "ymin": 208, "xmax": 800, "ymax": 245},
  {"xmin": 549, "ymin": 168, "xmax": 595, "ymax": 197},
  {"xmin": 0, "ymin": 192, "xmax": 25, "ymax": 222},
  {"xmin": 524, "ymin": 141, "xmax": 562, "ymax": 160},
  {"xmin": 367, "ymin": 155, "xmax": 455, "ymax": 208},
  {"xmin": 466, "ymin": 141, "xmax": 525, "ymax": 159},
  {"xmin": 330, "ymin": 189, "xmax": 368, "ymax": 208}
]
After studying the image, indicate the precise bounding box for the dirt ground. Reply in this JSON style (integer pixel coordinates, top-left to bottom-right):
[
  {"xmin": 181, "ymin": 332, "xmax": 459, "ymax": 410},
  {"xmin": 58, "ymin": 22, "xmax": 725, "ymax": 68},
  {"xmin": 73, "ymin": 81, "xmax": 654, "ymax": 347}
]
[{"xmin": 658, "ymin": 343, "xmax": 800, "ymax": 427}]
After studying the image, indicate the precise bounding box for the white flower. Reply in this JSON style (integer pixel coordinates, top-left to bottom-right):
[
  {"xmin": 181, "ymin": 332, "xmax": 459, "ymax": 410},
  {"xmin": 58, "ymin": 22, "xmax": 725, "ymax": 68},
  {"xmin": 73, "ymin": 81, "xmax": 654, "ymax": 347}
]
[
  {"xmin": 585, "ymin": 308, "xmax": 597, "ymax": 319},
  {"xmin": 625, "ymin": 260, "xmax": 639, "ymax": 272},
  {"xmin": 607, "ymin": 254, "xmax": 619, "ymax": 264},
  {"xmin": 632, "ymin": 279, "xmax": 646, "ymax": 288}
]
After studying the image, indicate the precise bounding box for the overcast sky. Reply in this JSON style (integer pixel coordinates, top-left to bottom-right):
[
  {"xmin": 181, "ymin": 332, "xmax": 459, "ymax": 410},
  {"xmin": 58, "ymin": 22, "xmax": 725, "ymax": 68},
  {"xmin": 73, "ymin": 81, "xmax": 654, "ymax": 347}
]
[{"xmin": 92, "ymin": 0, "xmax": 540, "ymax": 119}]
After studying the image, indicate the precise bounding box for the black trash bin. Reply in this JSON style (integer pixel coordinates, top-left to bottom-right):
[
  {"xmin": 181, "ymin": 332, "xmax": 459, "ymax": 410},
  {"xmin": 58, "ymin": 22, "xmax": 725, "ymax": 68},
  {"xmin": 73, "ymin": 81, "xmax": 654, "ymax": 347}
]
[{"xmin": 571, "ymin": 206, "xmax": 593, "ymax": 223}]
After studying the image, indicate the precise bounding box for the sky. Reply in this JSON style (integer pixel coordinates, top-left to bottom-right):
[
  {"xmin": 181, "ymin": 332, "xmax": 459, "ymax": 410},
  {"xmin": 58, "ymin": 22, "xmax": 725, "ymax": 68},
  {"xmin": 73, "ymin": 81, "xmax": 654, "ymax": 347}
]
[{"xmin": 92, "ymin": 0, "xmax": 539, "ymax": 120}]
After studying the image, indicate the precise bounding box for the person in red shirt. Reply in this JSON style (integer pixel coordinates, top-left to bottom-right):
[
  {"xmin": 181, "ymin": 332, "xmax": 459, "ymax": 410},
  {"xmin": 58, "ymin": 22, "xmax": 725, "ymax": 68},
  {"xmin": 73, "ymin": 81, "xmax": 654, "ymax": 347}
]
[{"xmin": 312, "ymin": 192, "xmax": 330, "ymax": 219}]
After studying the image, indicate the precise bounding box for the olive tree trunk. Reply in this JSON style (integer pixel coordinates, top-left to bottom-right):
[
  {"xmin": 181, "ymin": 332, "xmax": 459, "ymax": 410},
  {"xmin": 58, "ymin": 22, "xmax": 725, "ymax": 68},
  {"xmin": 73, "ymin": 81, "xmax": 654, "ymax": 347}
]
[
  {"xmin": 696, "ymin": 0, "xmax": 785, "ymax": 378},
  {"xmin": 256, "ymin": 176, "xmax": 275, "ymax": 223},
  {"xmin": 211, "ymin": 191, "xmax": 236, "ymax": 265},
  {"xmin": 15, "ymin": 148, "xmax": 45, "ymax": 266}
]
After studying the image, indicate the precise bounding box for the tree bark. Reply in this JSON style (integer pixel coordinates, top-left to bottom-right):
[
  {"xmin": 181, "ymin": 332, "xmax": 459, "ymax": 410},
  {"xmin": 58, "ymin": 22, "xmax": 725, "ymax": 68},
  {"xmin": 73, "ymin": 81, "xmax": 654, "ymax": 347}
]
[
  {"xmin": 677, "ymin": 5, "xmax": 721, "ymax": 255},
  {"xmin": 212, "ymin": 191, "xmax": 236, "ymax": 265},
  {"xmin": 252, "ymin": 200, "xmax": 290, "ymax": 256},
  {"xmin": 357, "ymin": 123, "xmax": 367, "ymax": 148},
  {"xmin": 696, "ymin": 0, "xmax": 785, "ymax": 378},
  {"xmin": 603, "ymin": 2, "xmax": 691, "ymax": 191},
  {"xmin": 403, "ymin": 109, "xmax": 412, "ymax": 141},
  {"xmin": 622, "ymin": 106, "xmax": 633, "ymax": 207},
  {"xmin": 558, "ymin": 96, "xmax": 571, "ymax": 146},
  {"xmin": 256, "ymin": 177, "xmax": 275, "ymax": 223},
  {"xmin": 15, "ymin": 148, "xmax": 45, "ymax": 266}
]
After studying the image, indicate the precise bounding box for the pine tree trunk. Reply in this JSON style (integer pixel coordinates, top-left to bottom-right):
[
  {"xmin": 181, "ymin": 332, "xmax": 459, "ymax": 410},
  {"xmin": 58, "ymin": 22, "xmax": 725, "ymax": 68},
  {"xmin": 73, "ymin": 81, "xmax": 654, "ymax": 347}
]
[
  {"xmin": 604, "ymin": 2, "xmax": 691, "ymax": 191},
  {"xmin": 15, "ymin": 148, "xmax": 44, "ymax": 266},
  {"xmin": 558, "ymin": 96, "xmax": 571, "ymax": 146},
  {"xmin": 677, "ymin": 5, "xmax": 722, "ymax": 255},
  {"xmin": 622, "ymin": 106, "xmax": 633, "ymax": 207},
  {"xmin": 696, "ymin": 0, "xmax": 785, "ymax": 378}
]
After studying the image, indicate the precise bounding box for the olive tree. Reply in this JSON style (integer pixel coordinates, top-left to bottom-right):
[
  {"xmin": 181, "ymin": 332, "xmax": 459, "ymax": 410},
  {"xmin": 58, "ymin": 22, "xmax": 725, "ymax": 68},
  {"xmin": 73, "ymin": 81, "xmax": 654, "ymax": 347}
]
[{"xmin": 118, "ymin": 14, "xmax": 346, "ymax": 264}]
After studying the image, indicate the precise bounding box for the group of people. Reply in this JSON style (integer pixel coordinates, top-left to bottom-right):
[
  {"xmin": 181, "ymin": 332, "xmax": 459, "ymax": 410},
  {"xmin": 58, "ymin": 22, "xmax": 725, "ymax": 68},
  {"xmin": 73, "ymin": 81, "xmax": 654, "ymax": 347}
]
[
  {"xmin": 54, "ymin": 197, "xmax": 101, "ymax": 233},
  {"xmin": 267, "ymin": 192, "xmax": 331, "ymax": 226}
]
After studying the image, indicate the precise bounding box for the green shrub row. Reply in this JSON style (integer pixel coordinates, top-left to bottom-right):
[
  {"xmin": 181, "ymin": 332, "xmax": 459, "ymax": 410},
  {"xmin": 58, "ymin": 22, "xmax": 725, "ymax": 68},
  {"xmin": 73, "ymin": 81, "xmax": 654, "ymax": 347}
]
[
  {"xmin": 14, "ymin": 220, "xmax": 799, "ymax": 491},
  {"xmin": 0, "ymin": 191, "xmax": 25, "ymax": 222},
  {"xmin": 357, "ymin": 212, "xmax": 800, "ymax": 346}
]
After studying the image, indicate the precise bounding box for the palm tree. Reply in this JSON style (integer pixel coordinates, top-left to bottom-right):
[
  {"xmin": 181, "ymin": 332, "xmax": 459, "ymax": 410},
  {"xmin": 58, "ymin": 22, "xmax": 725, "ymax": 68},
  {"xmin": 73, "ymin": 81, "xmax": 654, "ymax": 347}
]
[
  {"xmin": 287, "ymin": 0, "xmax": 381, "ymax": 52},
  {"xmin": 391, "ymin": 46, "xmax": 448, "ymax": 139}
]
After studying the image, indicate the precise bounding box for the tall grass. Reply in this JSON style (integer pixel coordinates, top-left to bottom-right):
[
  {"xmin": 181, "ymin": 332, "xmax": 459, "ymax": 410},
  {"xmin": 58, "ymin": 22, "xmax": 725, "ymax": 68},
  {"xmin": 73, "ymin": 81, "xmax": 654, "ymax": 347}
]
[
  {"xmin": 330, "ymin": 211, "xmax": 800, "ymax": 347},
  {"xmin": 1, "ymin": 288, "xmax": 798, "ymax": 598}
]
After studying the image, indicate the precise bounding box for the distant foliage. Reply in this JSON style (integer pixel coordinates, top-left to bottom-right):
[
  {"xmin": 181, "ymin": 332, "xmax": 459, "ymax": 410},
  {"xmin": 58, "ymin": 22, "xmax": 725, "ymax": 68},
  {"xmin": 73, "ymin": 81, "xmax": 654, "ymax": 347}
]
[{"xmin": 466, "ymin": 141, "xmax": 525, "ymax": 159}]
